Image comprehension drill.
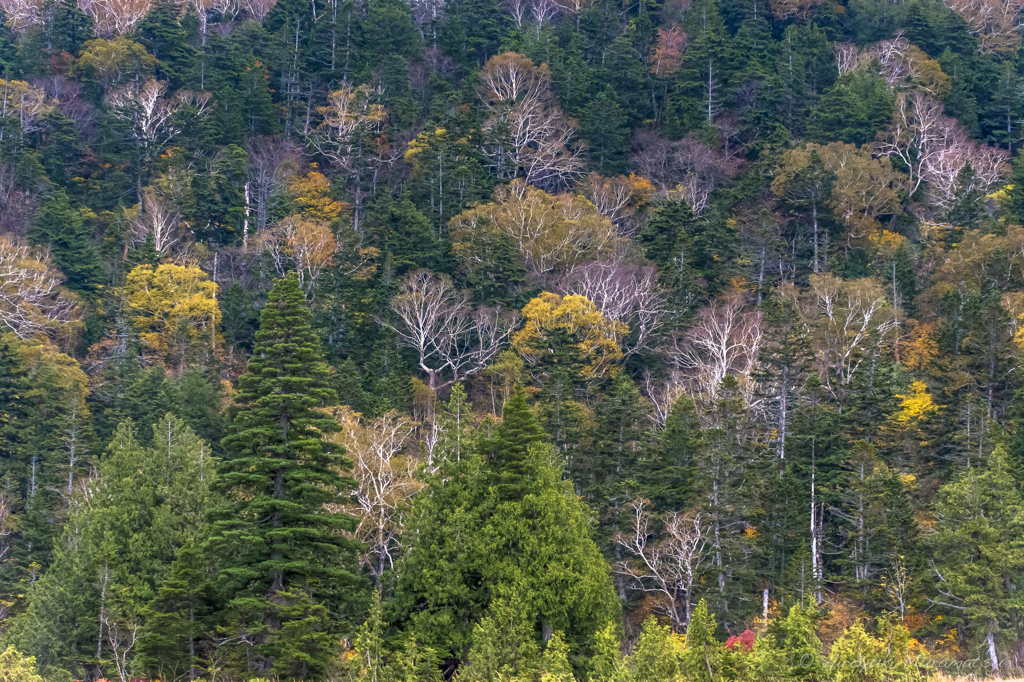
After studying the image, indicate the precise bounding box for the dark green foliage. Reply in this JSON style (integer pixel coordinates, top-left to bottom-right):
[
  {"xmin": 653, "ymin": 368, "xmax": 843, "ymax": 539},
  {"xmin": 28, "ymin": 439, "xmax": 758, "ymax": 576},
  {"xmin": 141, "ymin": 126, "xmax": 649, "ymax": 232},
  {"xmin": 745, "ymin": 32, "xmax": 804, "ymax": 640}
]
[
  {"xmin": 644, "ymin": 394, "xmax": 702, "ymax": 512},
  {"xmin": 135, "ymin": 2, "xmax": 197, "ymax": 89},
  {"xmin": 369, "ymin": 193, "xmax": 448, "ymax": 276},
  {"xmin": 139, "ymin": 539, "xmax": 215, "ymax": 679},
  {"xmin": 391, "ymin": 386, "xmax": 619, "ymax": 673},
  {"xmin": 479, "ymin": 386, "xmax": 546, "ymax": 502},
  {"xmin": 947, "ymin": 162, "xmax": 986, "ymax": 236},
  {"xmin": 586, "ymin": 373, "xmax": 648, "ymax": 543},
  {"xmin": 28, "ymin": 190, "xmax": 103, "ymax": 296},
  {"xmin": 809, "ymin": 70, "xmax": 895, "ymax": 146},
  {"xmin": 208, "ymin": 273, "xmax": 360, "ymax": 676},
  {"xmin": 582, "ymin": 86, "xmax": 629, "ymax": 175}
]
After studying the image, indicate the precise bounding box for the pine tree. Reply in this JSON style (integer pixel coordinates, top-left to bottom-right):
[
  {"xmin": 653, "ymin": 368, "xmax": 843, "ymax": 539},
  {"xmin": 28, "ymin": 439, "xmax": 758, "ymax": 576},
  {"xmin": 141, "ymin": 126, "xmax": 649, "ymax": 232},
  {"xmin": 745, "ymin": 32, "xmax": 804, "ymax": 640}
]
[
  {"xmin": 135, "ymin": 1, "xmax": 197, "ymax": 89},
  {"xmin": 368, "ymin": 193, "xmax": 448, "ymax": 276},
  {"xmin": 684, "ymin": 600, "xmax": 721, "ymax": 682},
  {"xmin": 928, "ymin": 445, "xmax": 1024, "ymax": 675},
  {"xmin": 588, "ymin": 373, "xmax": 648, "ymax": 545},
  {"xmin": 28, "ymin": 190, "xmax": 103, "ymax": 296},
  {"xmin": 947, "ymin": 162, "xmax": 986, "ymax": 238},
  {"xmin": 671, "ymin": 0, "xmax": 729, "ymax": 133},
  {"xmin": 582, "ymin": 86, "xmax": 629, "ymax": 175},
  {"xmin": 643, "ymin": 395, "xmax": 702, "ymax": 512},
  {"xmin": 1005, "ymin": 153, "xmax": 1024, "ymax": 227},
  {"xmin": 393, "ymin": 389, "xmax": 618, "ymax": 672},
  {"xmin": 480, "ymin": 386, "xmax": 546, "ymax": 503},
  {"xmin": 139, "ymin": 539, "xmax": 215, "ymax": 680},
  {"xmin": 208, "ymin": 273, "xmax": 360, "ymax": 677}
]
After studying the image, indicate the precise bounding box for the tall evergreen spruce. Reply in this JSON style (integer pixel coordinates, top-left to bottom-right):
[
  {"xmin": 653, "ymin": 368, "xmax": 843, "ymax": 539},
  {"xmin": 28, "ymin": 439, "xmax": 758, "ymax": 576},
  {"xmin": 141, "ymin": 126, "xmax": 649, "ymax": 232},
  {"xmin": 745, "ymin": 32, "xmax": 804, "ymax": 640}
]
[{"xmin": 208, "ymin": 273, "xmax": 360, "ymax": 677}]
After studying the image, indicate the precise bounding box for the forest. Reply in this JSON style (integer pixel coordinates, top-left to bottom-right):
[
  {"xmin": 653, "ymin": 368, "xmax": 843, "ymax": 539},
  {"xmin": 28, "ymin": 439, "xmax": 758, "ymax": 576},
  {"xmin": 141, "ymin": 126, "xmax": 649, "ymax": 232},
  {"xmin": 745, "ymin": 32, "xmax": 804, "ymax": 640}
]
[{"xmin": 1, "ymin": 0, "xmax": 1024, "ymax": 675}]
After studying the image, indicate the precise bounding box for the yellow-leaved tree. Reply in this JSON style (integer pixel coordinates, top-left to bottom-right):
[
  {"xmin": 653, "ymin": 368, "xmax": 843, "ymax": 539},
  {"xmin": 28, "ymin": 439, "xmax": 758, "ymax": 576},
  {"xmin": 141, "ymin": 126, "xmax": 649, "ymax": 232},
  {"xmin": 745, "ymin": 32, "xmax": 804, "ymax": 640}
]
[
  {"xmin": 0, "ymin": 646, "xmax": 44, "ymax": 682},
  {"xmin": 288, "ymin": 168, "xmax": 350, "ymax": 222},
  {"xmin": 450, "ymin": 180, "xmax": 618, "ymax": 277},
  {"xmin": 122, "ymin": 264, "xmax": 222, "ymax": 373},
  {"xmin": 512, "ymin": 292, "xmax": 627, "ymax": 379}
]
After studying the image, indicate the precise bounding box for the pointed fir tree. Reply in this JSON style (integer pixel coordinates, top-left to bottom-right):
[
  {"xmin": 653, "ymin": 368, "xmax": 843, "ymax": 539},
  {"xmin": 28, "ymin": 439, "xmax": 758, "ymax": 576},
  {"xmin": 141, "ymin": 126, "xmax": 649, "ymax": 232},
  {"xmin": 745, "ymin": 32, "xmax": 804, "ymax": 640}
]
[
  {"xmin": 139, "ymin": 539, "xmax": 215, "ymax": 680},
  {"xmin": 207, "ymin": 273, "xmax": 360, "ymax": 677},
  {"xmin": 928, "ymin": 445, "xmax": 1024, "ymax": 674},
  {"xmin": 28, "ymin": 190, "xmax": 103, "ymax": 296},
  {"xmin": 684, "ymin": 599, "xmax": 721, "ymax": 682},
  {"xmin": 582, "ymin": 86, "xmax": 630, "ymax": 175},
  {"xmin": 1005, "ymin": 153, "xmax": 1024, "ymax": 227},
  {"xmin": 480, "ymin": 386, "xmax": 546, "ymax": 503},
  {"xmin": 643, "ymin": 394, "xmax": 703, "ymax": 512}
]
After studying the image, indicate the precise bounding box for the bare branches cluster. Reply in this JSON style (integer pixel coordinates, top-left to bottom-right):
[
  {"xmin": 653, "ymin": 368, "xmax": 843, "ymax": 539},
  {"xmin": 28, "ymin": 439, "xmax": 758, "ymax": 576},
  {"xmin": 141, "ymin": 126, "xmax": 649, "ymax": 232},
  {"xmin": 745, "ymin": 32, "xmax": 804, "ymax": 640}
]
[
  {"xmin": 667, "ymin": 293, "xmax": 763, "ymax": 408},
  {"xmin": 578, "ymin": 172, "xmax": 654, "ymax": 237},
  {"xmin": 801, "ymin": 274, "xmax": 901, "ymax": 396},
  {"xmin": 127, "ymin": 186, "xmax": 184, "ymax": 255},
  {"xmin": 106, "ymin": 79, "xmax": 211, "ymax": 149},
  {"xmin": 630, "ymin": 129, "xmax": 742, "ymax": 214},
  {"xmin": 0, "ymin": 79, "xmax": 56, "ymax": 138},
  {"xmin": 246, "ymin": 136, "xmax": 301, "ymax": 237},
  {"xmin": 0, "ymin": 235, "xmax": 83, "ymax": 343},
  {"xmin": 0, "ymin": 0, "xmax": 41, "ymax": 32},
  {"xmin": 451, "ymin": 179, "xmax": 618, "ymax": 279},
  {"xmin": 556, "ymin": 258, "xmax": 667, "ymax": 357},
  {"xmin": 308, "ymin": 84, "xmax": 389, "ymax": 230},
  {"xmin": 875, "ymin": 92, "xmax": 1009, "ymax": 212},
  {"xmin": 945, "ymin": 0, "xmax": 1024, "ymax": 54},
  {"xmin": 328, "ymin": 407, "xmax": 421, "ymax": 583},
  {"xmin": 254, "ymin": 215, "xmax": 339, "ymax": 295},
  {"xmin": 79, "ymin": 0, "xmax": 153, "ymax": 36},
  {"xmin": 478, "ymin": 53, "xmax": 585, "ymax": 191},
  {"xmin": 502, "ymin": 0, "xmax": 585, "ymax": 30},
  {"xmin": 386, "ymin": 271, "xmax": 519, "ymax": 391},
  {"xmin": 616, "ymin": 498, "xmax": 710, "ymax": 630}
]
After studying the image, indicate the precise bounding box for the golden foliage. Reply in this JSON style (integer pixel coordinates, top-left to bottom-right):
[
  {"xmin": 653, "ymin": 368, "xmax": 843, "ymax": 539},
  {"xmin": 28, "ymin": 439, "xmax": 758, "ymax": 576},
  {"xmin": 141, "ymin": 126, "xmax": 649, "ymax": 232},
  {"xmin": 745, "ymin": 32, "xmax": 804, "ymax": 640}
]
[
  {"xmin": 0, "ymin": 80, "xmax": 54, "ymax": 131},
  {"xmin": 121, "ymin": 264, "xmax": 222, "ymax": 372},
  {"xmin": 75, "ymin": 38, "xmax": 157, "ymax": 88},
  {"xmin": 512, "ymin": 292, "xmax": 627, "ymax": 379},
  {"xmin": 773, "ymin": 143, "xmax": 907, "ymax": 245},
  {"xmin": 891, "ymin": 381, "xmax": 943, "ymax": 427},
  {"xmin": 450, "ymin": 180, "xmax": 618, "ymax": 276},
  {"xmin": 901, "ymin": 321, "xmax": 939, "ymax": 371},
  {"xmin": 0, "ymin": 646, "xmax": 44, "ymax": 682},
  {"xmin": 254, "ymin": 215, "xmax": 338, "ymax": 292},
  {"xmin": 868, "ymin": 229, "xmax": 907, "ymax": 256},
  {"xmin": 289, "ymin": 169, "xmax": 349, "ymax": 222}
]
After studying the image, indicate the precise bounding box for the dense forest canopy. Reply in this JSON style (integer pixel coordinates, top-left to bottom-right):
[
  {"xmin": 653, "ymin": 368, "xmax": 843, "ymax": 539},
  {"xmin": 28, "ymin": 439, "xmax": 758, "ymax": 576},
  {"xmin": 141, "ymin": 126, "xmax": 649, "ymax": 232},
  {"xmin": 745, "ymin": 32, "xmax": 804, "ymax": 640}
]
[{"xmin": 2, "ymin": 0, "xmax": 1024, "ymax": 677}]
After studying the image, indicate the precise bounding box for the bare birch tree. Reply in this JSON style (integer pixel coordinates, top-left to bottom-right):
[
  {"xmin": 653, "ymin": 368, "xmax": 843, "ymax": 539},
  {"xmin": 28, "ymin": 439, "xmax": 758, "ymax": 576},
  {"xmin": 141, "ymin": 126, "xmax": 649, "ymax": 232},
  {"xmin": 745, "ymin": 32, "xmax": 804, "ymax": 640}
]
[
  {"xmin": 478, "ymin": 52, "xmax": 585, "ymax": 190},
  {"xmin": 386, "ymin": 271, "xmax": 518, "ymax": 391},
  {"xmin": 557, "ymin": 258, "xmax": 667, "ymax": 357},
  {"xmin": 616, "ymin": 498, "xmax": 710, "ymax": 630},
  {"xmin": 326, "ymin": 407, "xmax": 421, "ymax": 583},
  {"xmin": 667, "ymin": 294, "xmax": 763, "ymax": 407},
  {"xmin": 105, "ymin": 80, "xmax": 212, "ymax": 202},
  {"xmin": 0, "ymin": 236, "xmax": 84, "ymax": 343}
]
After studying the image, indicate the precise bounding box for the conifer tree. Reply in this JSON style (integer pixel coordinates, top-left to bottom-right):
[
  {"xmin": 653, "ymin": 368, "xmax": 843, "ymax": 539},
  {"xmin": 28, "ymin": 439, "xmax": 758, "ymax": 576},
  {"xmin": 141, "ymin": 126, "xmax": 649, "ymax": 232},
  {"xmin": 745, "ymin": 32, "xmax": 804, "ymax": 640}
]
[
  {"xmin": 588, "ymin": 373, "xmax": 648, "ymax": 544},
  {"xmin": 393, "ymin": 387, "xmax": 618, "ymax": 673},
  {"xmin": 28, "ymin": 190, "xmax": 102, "ymax": 296},
  {"xmin": 139, "ymin": 539, "xmax": 215, "ymax": 680},
  {"xmin": 582, "ymin": 86, "xmax": 629, "ymax": 176},
  {"xmin": 643, "ymin": 395, "xmax": 702, "ymax": 512},
  {"xmin": 480, "ymin": 386, "xmax": 546, "ymax": 502},
  {"xmin": 208, "ymin": 273, "xmax": 360, "ymax": 677},
  {"xmin": 684, "ymin": 599, "xmax": 721, "ymax": 682},
  {"xmin": 928, "ymin": 445, "xmax": 1024, "ymax": 675}
]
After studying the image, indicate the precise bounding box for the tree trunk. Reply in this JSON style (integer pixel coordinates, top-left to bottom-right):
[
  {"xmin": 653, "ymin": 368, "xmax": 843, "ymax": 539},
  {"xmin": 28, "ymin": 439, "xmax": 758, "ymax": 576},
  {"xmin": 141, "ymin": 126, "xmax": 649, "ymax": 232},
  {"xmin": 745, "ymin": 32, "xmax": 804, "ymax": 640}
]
[{"xmin": 987, "ymin": 629, "xmax": 1000, "ymax": 678}]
